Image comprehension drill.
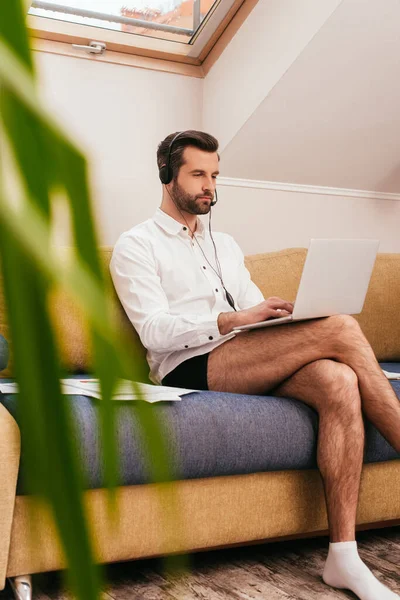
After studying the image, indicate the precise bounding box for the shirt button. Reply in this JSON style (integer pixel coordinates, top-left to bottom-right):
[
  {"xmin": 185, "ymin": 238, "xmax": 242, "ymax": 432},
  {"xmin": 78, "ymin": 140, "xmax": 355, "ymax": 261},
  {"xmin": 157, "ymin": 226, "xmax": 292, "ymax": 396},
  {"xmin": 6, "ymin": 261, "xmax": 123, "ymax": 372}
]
[
  {"xmin": 203, "ymin": 266, "xmax": 206, "ymax": 269},
  {"xmin": 215, "ymin": 288, "xmax": 218, "ymax": 292},
  {"xmin": 209, "ymin": 336, "xmax": 213, "ymax": 340},
  {"xmin": 183, "ymin": 227, "xmax": 187, "ymax": 231},
  {"xmin": 184, "ymin": 345, "xmax": 188, "ymax": 348}
]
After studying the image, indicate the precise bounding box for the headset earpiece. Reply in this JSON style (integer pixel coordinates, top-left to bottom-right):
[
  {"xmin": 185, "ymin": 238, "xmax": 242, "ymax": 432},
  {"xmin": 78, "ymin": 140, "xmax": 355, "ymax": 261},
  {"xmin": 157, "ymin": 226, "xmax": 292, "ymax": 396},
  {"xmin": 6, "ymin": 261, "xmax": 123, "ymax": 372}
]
[
  {"xmin": 159, "ymin": 131, "xmax": 186, "ymax": 185},
  {"xmin": 159, "ymin": 164, "xmax": 171, "ymax": 185}
]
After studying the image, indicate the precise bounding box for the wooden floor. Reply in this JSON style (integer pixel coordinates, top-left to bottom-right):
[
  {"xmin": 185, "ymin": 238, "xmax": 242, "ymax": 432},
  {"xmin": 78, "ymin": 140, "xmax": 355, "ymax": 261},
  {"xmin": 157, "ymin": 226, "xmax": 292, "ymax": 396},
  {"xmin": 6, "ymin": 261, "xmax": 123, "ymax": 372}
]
[{"xmin": 1, "ymin": 527, "xmax": 399, "ymax": 599}]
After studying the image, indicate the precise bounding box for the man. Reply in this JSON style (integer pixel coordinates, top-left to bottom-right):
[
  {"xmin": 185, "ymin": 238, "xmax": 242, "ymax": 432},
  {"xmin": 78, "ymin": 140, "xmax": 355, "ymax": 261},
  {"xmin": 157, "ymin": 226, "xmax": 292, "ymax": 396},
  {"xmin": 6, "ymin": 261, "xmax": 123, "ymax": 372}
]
[{"xmin": 110, "ymin": 130, "xmax": 400, "ymax": 600}]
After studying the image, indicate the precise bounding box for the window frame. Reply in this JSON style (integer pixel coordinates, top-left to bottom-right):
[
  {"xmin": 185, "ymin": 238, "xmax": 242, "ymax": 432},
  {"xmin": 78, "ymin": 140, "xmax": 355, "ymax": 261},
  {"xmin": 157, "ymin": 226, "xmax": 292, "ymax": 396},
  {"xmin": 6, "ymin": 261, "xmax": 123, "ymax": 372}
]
[{"xmin": 27, "ymin": 0, "xmax": 259, "ymax": 75}]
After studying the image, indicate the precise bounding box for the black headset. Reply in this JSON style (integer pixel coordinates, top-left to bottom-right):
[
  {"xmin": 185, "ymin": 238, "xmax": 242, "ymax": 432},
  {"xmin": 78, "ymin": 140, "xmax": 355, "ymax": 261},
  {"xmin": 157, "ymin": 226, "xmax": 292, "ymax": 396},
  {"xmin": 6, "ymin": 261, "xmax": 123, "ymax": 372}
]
[{"xmin": 158, "ymin": 131, "xmax": 236, "ymax": 311}]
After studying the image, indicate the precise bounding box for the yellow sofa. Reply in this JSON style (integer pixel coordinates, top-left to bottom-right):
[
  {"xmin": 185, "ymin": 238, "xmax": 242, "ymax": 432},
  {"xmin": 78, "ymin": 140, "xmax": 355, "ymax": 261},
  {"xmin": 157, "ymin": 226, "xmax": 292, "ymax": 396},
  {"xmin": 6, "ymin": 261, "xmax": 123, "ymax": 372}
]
[{"xmin": 0, "ymin": 247, "xmax": 399, "ymax": 598}]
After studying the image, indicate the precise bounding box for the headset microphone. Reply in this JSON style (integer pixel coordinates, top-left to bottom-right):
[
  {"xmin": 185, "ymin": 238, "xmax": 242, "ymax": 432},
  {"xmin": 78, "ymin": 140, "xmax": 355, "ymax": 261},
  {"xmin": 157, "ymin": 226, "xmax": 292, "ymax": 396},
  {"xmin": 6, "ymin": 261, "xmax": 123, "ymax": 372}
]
[{"xmin": 210, "ymin": 188, "xmax": 218, "ymax": 207}]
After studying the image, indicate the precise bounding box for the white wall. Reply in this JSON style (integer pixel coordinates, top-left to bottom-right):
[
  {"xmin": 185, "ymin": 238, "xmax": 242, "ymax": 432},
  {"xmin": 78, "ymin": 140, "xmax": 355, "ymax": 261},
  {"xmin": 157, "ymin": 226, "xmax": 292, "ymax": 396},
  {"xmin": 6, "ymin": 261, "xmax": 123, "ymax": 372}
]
[
  {"xmin": 202, "ymin": 0, "xmax": 343, "ymax": 152},
  {"xmin": 35, "ymin": 49, "xmax": 400, "ymax": 255},
  {"xmin": 35, "ymin": 51, "xmax": 203, "ymax": 245},
  {"xmin": 212, "ymin": 185, "xmax": 400, "ymax": 254},
  {"xmin": 220, "ymin": 0, "xmax": 400, "ymax": 193}
]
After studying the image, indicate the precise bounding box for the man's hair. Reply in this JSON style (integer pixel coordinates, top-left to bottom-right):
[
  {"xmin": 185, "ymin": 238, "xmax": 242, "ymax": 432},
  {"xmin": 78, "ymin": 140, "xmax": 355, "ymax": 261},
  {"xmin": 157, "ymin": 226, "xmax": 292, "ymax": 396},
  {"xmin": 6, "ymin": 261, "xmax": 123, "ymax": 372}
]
[{"xmin": 157, "ymin": 130, "xmax": 220, "ymax": 181}]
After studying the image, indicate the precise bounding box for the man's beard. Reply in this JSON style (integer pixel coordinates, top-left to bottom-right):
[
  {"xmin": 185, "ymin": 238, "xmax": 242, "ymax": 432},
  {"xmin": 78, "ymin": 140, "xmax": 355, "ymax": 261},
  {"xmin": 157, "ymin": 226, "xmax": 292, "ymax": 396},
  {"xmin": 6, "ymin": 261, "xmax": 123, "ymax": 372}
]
[{"xmin": 171, "ymin": 179, "xmax": 213, "ymax": 215}]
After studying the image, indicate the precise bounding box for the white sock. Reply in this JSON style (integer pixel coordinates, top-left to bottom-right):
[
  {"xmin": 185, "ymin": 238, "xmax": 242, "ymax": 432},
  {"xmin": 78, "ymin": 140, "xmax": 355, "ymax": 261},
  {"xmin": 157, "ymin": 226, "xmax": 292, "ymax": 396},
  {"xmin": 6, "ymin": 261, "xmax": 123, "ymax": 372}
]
[{"xmin": 323, "ymin": 541, "xmax": 400, "ymax": 600}]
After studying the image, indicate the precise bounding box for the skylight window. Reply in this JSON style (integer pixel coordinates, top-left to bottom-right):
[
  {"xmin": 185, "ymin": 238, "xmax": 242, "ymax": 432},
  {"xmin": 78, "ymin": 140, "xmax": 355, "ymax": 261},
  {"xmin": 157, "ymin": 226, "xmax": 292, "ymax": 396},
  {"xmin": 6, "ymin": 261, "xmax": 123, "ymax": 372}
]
[
  {"xmin": 27, "ymin": 0, "xmax": 247, "ymax": 69},
  {"xmin": 29, "ymin": 0, "xmax": 218, "ymax": 44}
]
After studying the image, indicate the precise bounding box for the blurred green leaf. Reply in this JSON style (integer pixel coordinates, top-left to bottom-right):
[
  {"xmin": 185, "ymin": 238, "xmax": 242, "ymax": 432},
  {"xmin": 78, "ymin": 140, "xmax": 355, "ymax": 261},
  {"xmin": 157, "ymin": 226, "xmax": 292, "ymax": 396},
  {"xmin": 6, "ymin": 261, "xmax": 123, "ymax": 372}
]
[{"xmin": 0, "ymin": 1, "xmax": 190, "ymax": 598}]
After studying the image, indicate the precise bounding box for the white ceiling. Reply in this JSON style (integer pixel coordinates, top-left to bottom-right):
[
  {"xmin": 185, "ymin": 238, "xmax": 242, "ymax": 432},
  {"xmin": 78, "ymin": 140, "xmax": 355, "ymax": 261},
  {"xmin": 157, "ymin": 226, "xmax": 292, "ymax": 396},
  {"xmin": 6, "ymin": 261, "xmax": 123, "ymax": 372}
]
[{"xmin": 220, "ymin": 0, "xmax": 400, "ymax": 193}]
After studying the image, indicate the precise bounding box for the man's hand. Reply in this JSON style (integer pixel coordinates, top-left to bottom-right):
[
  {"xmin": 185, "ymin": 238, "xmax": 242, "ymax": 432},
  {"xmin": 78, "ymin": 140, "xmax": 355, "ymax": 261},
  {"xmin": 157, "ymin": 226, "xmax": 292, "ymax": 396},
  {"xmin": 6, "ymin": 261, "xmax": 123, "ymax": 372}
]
[
  {"xmin": 240, "ymin": 297, "xmax": 294, "ymax": 325},
  {"xmin": 218, "ymin": 297, "xmax": 294, "ymax": 335}
]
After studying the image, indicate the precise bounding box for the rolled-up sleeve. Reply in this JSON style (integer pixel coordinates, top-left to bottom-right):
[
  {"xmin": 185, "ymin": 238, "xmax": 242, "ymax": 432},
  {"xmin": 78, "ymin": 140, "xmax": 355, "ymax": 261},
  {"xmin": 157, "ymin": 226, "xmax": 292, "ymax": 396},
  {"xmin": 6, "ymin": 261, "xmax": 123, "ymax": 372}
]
[{"xmin": 110, "ymin": 236, "xmax": 229, "ymax": 354}]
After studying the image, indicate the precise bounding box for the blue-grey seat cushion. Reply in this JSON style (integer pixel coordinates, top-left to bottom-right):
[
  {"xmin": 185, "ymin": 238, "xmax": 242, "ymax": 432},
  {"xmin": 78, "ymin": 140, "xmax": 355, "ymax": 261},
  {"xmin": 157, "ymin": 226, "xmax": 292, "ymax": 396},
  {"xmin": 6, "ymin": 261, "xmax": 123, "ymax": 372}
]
[
  {"xmin": 1, "ymin": 363, "xmax": 399, "ymax": 494},
  {"xmin": 0, "ymin": 335, "xmax": 8, "ymax": 372}
]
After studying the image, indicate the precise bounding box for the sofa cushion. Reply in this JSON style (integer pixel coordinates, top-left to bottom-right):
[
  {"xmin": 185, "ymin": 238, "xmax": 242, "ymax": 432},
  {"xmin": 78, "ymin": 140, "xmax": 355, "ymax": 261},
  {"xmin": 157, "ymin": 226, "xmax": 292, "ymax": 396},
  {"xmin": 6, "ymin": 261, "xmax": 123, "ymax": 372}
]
[
  {"xmin": 46, "ymin": 248, "xmax": 147, "ymax": 374},
  {"xmin": 0, "ymin": 248, "xmax": 147, "ymax": 379},
  {"xmin": 2, "ymin": 249, "xmax": 400, "ymax": 378},
  {"xmin": 0, "ymin": 335, "xmax": 8, "ymax": 372},
  {"xmin": 1, "ymin": 363, "xmax": 399, "ymax": 495}
]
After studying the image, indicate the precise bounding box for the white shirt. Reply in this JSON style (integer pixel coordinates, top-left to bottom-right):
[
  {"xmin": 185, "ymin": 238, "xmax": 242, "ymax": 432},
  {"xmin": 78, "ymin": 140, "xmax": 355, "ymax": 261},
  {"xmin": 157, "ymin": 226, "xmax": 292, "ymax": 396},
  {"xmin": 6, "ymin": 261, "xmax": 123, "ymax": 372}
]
[{"xmin": 110, "ymin": 208, "xmax": 265, "ymax": 384}]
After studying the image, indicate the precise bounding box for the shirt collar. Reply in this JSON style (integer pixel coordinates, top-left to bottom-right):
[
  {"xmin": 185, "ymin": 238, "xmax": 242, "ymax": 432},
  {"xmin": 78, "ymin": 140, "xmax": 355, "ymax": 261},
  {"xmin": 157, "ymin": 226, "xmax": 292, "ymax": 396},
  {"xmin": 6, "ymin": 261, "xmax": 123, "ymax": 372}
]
[{"xmin": 153, "ymin": 208, "xmax": 206, "ymax": 239}]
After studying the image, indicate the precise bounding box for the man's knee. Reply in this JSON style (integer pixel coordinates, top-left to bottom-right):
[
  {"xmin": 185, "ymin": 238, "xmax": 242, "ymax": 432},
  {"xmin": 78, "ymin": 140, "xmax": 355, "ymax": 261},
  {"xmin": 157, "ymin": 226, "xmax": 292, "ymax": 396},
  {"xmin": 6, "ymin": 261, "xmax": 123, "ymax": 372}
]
[
  {"xmin": 323, "ymin": 314, "xmax": 368, "ymax": 357},
  {"xmin": 326, "ymin": 314, "xmax": 361, "ymax": 335},
  {"xmin": 316, "ymin": 360, "xmax": 361, "ymax": 415}
]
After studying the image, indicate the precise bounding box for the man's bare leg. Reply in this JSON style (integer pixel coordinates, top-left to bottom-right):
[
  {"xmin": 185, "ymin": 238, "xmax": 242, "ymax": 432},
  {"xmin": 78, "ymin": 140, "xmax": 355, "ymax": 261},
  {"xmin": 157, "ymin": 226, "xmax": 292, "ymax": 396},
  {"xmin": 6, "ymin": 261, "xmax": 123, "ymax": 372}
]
[
  {"xmin": 208, "ymin": 317, "xmax": 400, "ymax": 599},
  {"xmin": 271, "ymin": 359, "xmax": 364, "ymax": 542},
  {"xmin": 273, "ymin": 360, "xmax": 399, "ymax": 600},
  {"xmin": 208, "ymin": 314, "xmax": 400, "ymax": 453}
]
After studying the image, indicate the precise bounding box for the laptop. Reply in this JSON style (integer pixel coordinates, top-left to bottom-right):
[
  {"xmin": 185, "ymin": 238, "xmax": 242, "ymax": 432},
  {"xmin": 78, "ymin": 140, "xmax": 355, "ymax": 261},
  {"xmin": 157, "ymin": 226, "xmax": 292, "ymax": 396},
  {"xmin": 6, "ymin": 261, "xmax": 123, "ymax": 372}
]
[{"xmin": 232, "ymin": 238, "xmax": 379, "ymax": 333}]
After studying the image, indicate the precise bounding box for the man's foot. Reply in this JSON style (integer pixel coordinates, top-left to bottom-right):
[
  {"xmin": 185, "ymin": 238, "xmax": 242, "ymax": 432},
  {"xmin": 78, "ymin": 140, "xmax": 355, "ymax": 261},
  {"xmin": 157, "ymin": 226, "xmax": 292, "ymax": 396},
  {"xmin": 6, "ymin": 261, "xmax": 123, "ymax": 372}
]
[{"xmin": 322, "ymin": 541, "xmax": 399, "ymax": 600}]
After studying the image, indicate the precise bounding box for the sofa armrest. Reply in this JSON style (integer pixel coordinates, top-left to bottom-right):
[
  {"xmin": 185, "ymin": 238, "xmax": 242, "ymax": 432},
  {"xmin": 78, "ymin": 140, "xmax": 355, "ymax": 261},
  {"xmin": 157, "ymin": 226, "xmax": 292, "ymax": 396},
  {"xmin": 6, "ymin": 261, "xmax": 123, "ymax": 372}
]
[{"xmin": 0, "ymin": 403, "xmax": 20, "ymax": 590}]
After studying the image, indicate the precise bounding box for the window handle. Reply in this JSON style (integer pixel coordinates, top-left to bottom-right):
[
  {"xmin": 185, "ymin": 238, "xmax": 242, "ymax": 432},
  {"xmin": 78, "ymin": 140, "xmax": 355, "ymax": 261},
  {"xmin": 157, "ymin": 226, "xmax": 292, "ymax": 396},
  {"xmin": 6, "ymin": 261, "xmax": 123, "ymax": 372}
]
[{"xmin": 72, "ymin": 41, "xmax": 106, "ymax": 55}]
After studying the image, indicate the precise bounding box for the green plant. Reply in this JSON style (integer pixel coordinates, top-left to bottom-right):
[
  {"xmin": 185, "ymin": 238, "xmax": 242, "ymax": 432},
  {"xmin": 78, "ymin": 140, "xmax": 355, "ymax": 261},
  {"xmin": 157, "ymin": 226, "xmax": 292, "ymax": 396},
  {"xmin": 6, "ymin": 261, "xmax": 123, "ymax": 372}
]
[{"xmin": 0, "ymin": 2, "xmax": 187, "ymax": 598}]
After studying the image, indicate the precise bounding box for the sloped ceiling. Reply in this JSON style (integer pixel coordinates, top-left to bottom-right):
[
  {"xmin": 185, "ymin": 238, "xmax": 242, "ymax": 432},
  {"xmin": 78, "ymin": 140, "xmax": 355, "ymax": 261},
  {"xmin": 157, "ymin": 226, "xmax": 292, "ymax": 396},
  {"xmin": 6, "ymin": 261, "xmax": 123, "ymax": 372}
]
[{"xmin": 219, "ymin": 0, "xmax": 400, "ymax": 193}]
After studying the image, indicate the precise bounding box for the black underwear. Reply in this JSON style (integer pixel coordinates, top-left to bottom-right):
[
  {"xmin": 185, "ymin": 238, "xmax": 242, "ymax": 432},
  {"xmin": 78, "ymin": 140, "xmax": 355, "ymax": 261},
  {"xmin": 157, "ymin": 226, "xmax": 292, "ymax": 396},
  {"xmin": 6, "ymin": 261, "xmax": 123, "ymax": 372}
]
[{"xmin": 162, "ymin": 352, "xmax": 210, "ymax": 391}]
